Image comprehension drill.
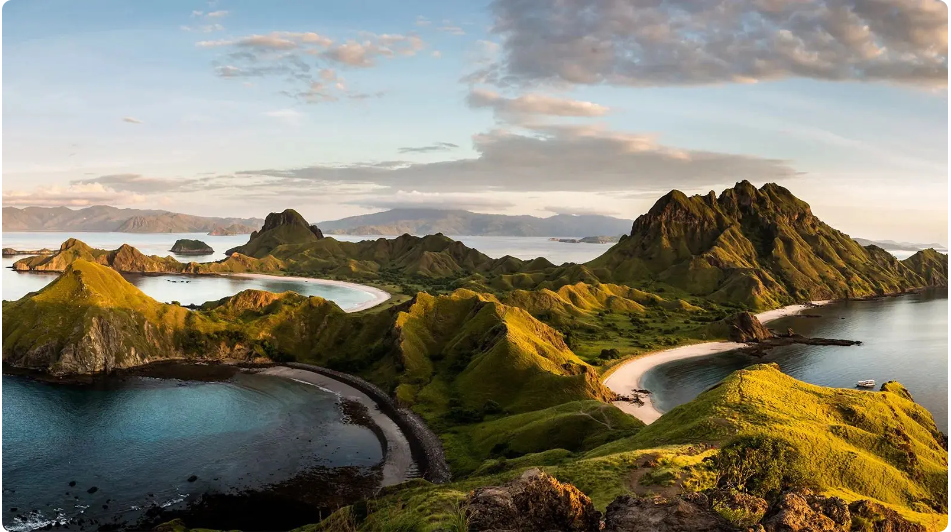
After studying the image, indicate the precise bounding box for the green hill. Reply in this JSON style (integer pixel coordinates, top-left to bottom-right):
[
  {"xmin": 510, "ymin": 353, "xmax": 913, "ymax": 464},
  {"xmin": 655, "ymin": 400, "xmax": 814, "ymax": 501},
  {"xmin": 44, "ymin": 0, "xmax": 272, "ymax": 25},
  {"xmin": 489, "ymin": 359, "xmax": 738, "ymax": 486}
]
[
  {"xmin": 2, "ymin": 260, "xmax": 196, "ymax": 374},
  {"xmin": 903, "ymin": 249, "xmax": 949, "ymax": 286},
  {"xmin": 587, "ymin": 181, "xmax": 947, "ymax": 310},
  {"xmin": 225, "ymin": 209, "xmax": 324, "ymax": 258}
]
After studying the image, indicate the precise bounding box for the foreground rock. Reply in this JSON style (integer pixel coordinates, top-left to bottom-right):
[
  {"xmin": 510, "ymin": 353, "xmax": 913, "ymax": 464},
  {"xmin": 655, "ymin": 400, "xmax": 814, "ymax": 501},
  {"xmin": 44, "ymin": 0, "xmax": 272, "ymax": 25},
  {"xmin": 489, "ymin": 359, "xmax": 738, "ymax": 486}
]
[
  {"xmin": 465, "ymin": 469, "xmax": 601, "ymax": 532},
  {"xmin": 723, "ymin": 312, "xmax": 775, "ymax": 343},
  {"xmin": 604, "ymin": 493, "xmax": 735, "ymax": 531}
]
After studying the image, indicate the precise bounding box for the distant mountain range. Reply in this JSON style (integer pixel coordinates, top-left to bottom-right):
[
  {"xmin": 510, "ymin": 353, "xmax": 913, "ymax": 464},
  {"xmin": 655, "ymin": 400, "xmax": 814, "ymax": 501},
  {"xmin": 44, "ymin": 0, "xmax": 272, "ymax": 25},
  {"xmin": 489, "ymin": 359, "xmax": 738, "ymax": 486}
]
[
  {"xmin": 853, "ymin": 237, "xmax": 948, "ymax": 252},
  {"xmin": 318, "ymin": 208, "xmax": 633, "ymax": 237},
  {"xmin": 2, "ymin": 206, "xmax": 263, "ymax": 234}
]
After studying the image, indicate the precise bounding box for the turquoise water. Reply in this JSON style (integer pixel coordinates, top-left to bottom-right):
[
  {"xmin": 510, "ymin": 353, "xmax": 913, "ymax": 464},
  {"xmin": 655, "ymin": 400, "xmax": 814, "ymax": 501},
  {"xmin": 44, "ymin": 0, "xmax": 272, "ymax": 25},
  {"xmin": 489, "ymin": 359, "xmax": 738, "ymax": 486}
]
[
  {"xmin": 642, "ymin": 288, "xmax": 949, "ymax": 431},
  {"xmin": 2, "ymin": 373, "xmax": 383, "ymax": 531}
]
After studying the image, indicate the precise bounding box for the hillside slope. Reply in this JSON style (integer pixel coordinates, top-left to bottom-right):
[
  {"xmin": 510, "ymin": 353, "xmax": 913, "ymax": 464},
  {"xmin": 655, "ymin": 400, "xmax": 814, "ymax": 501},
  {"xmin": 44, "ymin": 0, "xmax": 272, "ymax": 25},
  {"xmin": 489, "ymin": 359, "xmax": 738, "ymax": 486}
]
[{"xmin": 588, "ymin": 181, "xmax": 947, "ymax": 309}]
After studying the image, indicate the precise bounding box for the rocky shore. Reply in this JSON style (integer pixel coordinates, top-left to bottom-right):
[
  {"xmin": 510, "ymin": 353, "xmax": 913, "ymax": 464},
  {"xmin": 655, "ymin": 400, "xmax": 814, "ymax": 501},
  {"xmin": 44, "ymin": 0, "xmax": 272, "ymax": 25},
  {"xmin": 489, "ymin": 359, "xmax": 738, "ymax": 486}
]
[{"xmin": 286, "ymin": 362, "xmax": 451, "ymax": 484}]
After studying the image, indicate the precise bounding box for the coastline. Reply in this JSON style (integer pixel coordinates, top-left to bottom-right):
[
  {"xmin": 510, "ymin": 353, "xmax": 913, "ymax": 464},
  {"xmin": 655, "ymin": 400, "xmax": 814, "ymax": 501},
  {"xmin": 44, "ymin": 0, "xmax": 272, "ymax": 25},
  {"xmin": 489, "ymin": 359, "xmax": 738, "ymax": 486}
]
[
  {"xmin": 256, "ymin": 366, "xmax": 417, "ymax": 487},
  {"xmin": 220, "ymin": 273, "xmax": 391, "ymax": 313},
  {"xmin": 604, "ymin": 300, "xmax": 831, "ymax": 424}
]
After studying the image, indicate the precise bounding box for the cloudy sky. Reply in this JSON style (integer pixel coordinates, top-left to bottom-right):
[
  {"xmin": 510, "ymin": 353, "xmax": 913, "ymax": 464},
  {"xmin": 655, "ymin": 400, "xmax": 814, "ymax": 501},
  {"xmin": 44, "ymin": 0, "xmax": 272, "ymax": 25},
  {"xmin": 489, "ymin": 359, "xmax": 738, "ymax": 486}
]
[{"xmin": 3, "ymin": 0, "xmax": 948, "ymax": 244}]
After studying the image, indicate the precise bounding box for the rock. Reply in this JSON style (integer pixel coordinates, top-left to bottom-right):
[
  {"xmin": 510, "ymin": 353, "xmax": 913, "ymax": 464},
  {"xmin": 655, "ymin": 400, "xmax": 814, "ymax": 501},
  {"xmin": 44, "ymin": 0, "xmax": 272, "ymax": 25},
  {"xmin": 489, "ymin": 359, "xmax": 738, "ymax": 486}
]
[
  {"xmin": 724, "ymin": 312, "xmax": 775, "ymax": 343},
  {"xmin": 187, "ymin": 475, "xmax": 198, "ymax": 482},
  {"xmin": 10, "ymin": 508, "xmax": 17, "ymax": 512},
  {"xmin": 761, "ymin": 491, "xmax": 847, "ymax": 532},
  {"xmin": 169, "ymin": 239, "xmax": 214, "ymax": 255},
  {"xmin": 87, "ymin": 486, "xmax": 98, "ymax": 494},
  {"xmin": 604, "ymin": 493, "xmax": 735, "ymax": 532},
  {"xmin": 848, "ymin": 500, "xmax": 925, "ymax": 532},
  {"xmin": 69, "ymin": 481, "xmax": 76, "ymax": 487},
  {"xmin": 465, "ymin": 468, "xmax": 601, "ymax": 532},
  {"xmin": 710, "ymin": 490, "xmax": 769, "ymax": 527}
]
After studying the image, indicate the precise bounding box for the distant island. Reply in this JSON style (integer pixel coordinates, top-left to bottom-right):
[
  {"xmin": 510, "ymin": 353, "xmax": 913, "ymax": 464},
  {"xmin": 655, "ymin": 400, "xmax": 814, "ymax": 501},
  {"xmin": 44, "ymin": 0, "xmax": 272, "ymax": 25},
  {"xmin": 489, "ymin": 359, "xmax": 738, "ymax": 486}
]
[
  {"xmin": 854, "ymin": 237, "xmax": 948, "ymax": 253},
  {"xmin": 208, "ymin": 223, "xmax": 258, "ymax": 236},
  {"xmin": 318, "ymin": 208, "xmax": 633, "ymax": 237},
  {"xmin": 550, "ymin": 236, "xmax": 622, "ymax": 244},
  {"xmin": 169, "ymin": 239, "xmax": 214, "ymax": 255},
  {"xmin": 2, "ymin": 247, "xmax": 54, "ymax": 257},
  {"xmin": 2, "ymin": 205, "xmax": 263, "ymax": 234}
]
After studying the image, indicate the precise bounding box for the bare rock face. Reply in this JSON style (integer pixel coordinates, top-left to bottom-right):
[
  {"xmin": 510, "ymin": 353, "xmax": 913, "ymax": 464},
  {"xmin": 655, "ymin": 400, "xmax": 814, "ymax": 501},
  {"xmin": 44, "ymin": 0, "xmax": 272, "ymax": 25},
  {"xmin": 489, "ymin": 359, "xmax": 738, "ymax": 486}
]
[
  {"xmin": 465, "ymin": 469, "xmax": 601, "ymax": 532},
  {"xmin": 603, "ymin": 493, "xmax": 736, "ymax": 532},
  {"xmin": 847, "ymin": 500, "xmax": 925, "ymax": 532},
  {"xmin": 725, "ymin": 312, "xmax": 775, "ymax": 343},
  {"xmin": 761, "ymin": 491, "xmax": 850, "ymax": 532}
]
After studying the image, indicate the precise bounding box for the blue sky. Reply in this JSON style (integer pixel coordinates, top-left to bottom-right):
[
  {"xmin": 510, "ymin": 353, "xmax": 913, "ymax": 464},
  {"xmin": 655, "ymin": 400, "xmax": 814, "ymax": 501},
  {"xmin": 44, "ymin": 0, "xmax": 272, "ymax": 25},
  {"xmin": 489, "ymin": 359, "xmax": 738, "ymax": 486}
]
[{"xmin": 2, "ymin": 0, "xmax": 948, "ymax": 244}]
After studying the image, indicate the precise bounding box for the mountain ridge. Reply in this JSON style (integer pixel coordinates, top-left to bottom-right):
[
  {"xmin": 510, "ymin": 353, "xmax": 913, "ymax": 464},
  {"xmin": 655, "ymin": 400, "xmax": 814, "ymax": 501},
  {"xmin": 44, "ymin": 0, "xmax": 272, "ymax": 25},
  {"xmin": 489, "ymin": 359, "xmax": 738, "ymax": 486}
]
[
  {"xmin": 319, "ymin": 208, "xmax": 633, "ymax": 237},
  {"xmin": 2, "ymin": 205, "xmax": 263, "ymax": 233}
]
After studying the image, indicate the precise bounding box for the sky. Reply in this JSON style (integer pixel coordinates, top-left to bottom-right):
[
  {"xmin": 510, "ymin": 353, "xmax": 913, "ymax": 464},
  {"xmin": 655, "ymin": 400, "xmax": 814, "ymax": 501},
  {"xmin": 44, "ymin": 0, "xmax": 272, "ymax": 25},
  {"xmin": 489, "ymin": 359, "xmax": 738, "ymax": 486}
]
[{"xmin": 2, "ymin": 0, "xmax": 948, "ymax": 244}]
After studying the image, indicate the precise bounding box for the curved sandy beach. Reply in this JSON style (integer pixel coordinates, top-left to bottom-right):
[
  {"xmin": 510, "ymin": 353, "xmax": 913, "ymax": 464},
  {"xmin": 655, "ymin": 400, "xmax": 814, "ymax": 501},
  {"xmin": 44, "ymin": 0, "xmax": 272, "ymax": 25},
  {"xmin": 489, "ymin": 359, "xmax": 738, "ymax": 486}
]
[
  {"xmin": 224, "ymin": 273, "xmax": 391, "ymax": 312},
  {"xmin": 604, "ymin": 301, "xmax": 831, "ymax": 424}
]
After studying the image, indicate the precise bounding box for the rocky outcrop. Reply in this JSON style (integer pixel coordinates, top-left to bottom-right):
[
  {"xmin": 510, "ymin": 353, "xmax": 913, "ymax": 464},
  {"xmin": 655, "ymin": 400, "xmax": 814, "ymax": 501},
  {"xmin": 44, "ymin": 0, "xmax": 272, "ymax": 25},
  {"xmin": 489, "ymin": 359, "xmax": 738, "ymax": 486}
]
[
  {"xmin": 170, "ymin": 239, "xmax": 214, "ymax": 254},
  {"xmin": 604, "ymin": 493, "xmax": 735, "ymax": 532},
  {"xmin": 724, "ymin": 312, "xmax": 775, "ymax": 343},
  {"xmin": 465, "ymin": 469, "xmax": 601, "ymax": 532},
  {"xmin": 847, "ymin": 500, "xmax": 925, "ymax": 532},
  {"xmin": 761, "ymin": 490, "xmax": 850, "ymax": 531}
]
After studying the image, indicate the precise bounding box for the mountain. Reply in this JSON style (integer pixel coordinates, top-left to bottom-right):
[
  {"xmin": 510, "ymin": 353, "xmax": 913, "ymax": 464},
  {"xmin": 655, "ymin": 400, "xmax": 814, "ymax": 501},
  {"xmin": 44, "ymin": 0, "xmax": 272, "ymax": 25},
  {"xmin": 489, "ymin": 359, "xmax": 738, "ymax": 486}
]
[
  {"xmin": 854, "ymin": 238, "xmax": 948, "ymax": 253},
  {"xmin": 587, "ymin": 181, "xmax": 948, "ymax": 310},
  {"xmin": 13, "ymin": 238, "xmax": 186, "ymax": 273},
  {"xmin": 2, "ymin": 205, "xmax": 263, "ymax": 233},
  {"xmin": 319, "ymin": 208, "xmax": 633, "ymax": 237},
  {"xmin": 225, "ymin": 209, "xmax": 324, "ymax": 258},
  {"xmin": 208, "ymin": 223, "xmax": 258, "ymax": 236},
  {"xmin": 903, "ymin": 248, "xmax": 949, "ymax": 286},
  {"xmin": 1, "ymin": 260, "xmax": 197, "ymax": 374}
]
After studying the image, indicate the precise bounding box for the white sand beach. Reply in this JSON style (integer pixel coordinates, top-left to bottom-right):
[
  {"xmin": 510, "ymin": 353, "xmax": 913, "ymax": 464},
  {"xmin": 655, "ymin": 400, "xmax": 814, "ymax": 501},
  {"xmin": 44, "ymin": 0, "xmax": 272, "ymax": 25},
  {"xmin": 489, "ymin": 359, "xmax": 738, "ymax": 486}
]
[
  {"xmin": 225, "ymin": 273, "xmax": 391, "ymax": 312},
  {"xmin": 604, "ymin": 300, "xmax": 831, "ymax": 424}
]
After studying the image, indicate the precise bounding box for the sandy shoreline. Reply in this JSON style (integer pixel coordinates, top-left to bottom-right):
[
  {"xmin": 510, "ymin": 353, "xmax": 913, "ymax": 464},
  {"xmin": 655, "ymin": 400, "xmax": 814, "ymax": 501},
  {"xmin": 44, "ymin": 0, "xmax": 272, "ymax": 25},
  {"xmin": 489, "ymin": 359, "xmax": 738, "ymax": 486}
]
[
  {"xmin": 604, "ymin": 300, "xmax": 831, "ymax": 424},
  {"xmin": 224, "ymin": 273, "xmax": 391, "ymax": 313},
  {"xmin": 256, "ymin": 366, "xmax": 416, "ymax": 487}
]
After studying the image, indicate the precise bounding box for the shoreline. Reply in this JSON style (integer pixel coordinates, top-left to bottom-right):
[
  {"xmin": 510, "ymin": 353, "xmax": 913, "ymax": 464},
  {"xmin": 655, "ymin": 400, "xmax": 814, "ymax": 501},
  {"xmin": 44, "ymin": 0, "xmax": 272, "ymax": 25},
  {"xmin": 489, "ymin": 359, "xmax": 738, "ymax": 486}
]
[
  {"xmin": 217, "ymin": 273, "xmax": 392, "ymax": 313},
  {"xmin": 255, "ymin": 366, "xmax": 416, "ymax": 487},
  {"xmin": 604, "ymin": 300, "xmax": 831, "ymax": 424}
]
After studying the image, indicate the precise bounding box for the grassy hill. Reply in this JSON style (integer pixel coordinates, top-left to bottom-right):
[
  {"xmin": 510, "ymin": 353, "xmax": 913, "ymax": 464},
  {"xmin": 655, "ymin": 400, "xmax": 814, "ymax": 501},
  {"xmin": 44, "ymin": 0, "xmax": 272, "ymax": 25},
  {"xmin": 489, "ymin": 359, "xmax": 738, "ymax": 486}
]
[
  {"xmin": 587, "ymin": 181, "xmax": 946, "ymax": 310},
  {"xmin": 300, "ymin": 364, "xmax": 947, "ymax": 531}
]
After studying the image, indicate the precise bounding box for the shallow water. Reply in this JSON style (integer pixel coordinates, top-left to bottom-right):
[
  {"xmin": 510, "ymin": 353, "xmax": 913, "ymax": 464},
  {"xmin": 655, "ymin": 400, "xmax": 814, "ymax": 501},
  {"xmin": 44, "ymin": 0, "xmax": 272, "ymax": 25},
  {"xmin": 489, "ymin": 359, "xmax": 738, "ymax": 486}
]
[
  {"xmin": 1, "ymin": 373, "xmax": 384, "ymax": 531},
  {"xmin": 642, "ymin": 288, "xmax": 949, "ymax": 431}
]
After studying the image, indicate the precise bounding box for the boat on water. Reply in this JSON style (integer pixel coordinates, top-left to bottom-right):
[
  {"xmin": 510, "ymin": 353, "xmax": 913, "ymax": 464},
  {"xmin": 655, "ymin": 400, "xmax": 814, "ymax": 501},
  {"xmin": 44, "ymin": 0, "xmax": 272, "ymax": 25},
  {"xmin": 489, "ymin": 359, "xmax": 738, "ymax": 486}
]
[{"xmin": 856, "ymin": 380, "xmax": 876, "ymax": 388}]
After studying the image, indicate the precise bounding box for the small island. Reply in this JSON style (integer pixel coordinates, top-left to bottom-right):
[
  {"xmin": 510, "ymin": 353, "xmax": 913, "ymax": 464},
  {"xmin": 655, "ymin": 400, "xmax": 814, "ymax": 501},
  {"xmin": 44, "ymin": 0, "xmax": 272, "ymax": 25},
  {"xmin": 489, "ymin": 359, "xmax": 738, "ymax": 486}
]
[
  {"xmin": 2, "ymin": 247, "xmax": 54, "ymax": 257},
  {"xmin": 549, "ymin": 235, "xmax": 621, "ymax": 244},
  {"xmin": 169, "ymin": 239, "xmax": 214, "ymax": 255}
]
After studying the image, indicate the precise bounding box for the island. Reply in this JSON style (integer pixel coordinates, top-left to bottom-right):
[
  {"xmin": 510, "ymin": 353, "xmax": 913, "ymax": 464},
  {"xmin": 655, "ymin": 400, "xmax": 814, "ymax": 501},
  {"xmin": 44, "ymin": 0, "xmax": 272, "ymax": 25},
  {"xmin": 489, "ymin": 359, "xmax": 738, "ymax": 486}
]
[
  {"xmin": 3, "ymin": 181, "xmax": 948, "ymax": 532},
  {"xmin": 169, "ymin": 239, "xmax": 214, "ymax": 255},
  {"xmin": 549, "ymin": 235, "xmax": 622, "ymax": 244},
  {"xmin": 208, "ymin": 223, "xmax": 258, "ymax": 236},
  {"xmin": 2, "ymin": 247, "xmax": 54, "ymax": 256}
]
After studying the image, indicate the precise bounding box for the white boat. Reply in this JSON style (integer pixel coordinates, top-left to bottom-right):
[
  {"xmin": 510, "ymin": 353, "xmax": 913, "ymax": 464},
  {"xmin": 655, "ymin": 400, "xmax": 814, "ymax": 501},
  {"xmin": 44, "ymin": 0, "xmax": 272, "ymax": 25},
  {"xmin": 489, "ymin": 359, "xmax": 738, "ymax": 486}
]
[{"xmin": 856, "ymin": 380, "xmax": 876, "ymax": 388}]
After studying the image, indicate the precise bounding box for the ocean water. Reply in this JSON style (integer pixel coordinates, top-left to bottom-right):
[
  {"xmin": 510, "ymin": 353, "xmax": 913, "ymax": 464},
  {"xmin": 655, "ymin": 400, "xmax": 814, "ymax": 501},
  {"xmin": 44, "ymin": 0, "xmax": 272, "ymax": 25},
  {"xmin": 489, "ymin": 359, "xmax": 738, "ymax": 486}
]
[
  {"xmin": 1, "ymin": 232, "xmax": 376, "ymax": 308},
  {"xmin": 1, "ymin": 232, "xmax": 617, "ymax": 305},
  {"xmin": 1, "ymin": 373, "xmax": 384, "ymax": 531},
  {"xmin": 642, "ymin": 288, "xmax": 949, "ymax": 431}
]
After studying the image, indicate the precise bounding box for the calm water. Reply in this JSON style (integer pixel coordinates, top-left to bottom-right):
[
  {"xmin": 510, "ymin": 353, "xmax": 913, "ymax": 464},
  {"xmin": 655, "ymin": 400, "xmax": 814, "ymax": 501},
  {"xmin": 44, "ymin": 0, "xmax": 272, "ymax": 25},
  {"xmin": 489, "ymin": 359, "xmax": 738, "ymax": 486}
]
[
  {"xmin": 1, "ymin": 373, "xmax": 383, "ymax": 531},
  {"xmin": 1, "ymin": 232, "xmax": 376, "ymax": 308},
  {"xmin": 643, "ymin": 289, "xmax": 949, "ymax": 431},
  {"xmin": 2, "ymin": 232, "xmax": 617, "ymax": 304}
]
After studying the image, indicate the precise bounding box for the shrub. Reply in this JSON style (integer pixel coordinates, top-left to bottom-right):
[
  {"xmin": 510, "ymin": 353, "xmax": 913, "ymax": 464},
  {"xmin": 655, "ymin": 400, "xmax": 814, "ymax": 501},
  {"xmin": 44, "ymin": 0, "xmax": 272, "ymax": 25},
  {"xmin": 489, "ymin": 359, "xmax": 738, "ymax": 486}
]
[
  {"xmin": 713, "ymin": 435, "xmax": 806, "ymax": 500},
  {"xmin": 599, "ymin": 348, "xmax": 622, "ymax": 360}
]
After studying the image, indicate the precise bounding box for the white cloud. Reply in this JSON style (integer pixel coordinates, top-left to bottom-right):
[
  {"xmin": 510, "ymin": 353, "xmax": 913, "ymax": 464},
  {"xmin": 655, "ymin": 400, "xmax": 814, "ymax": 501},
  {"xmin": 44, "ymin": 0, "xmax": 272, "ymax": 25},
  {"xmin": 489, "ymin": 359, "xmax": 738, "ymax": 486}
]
[
  {"xmin": 206, "ymin": 10, "xmax": 229, "ymax": 17},
  {"xmin": 467, "ymin": 88, "xmax": 610, "ymax": 120},
  {"xmin": 122, "ymin": 117, "xmax": 143, "ymax": 124},
  {"xmin": 263, "ymin": 108, "xmax": 304, "ymax": 125},
  {"xmin": 2, "ymin": 183, "xmax": 146, "ymax": 207}
]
